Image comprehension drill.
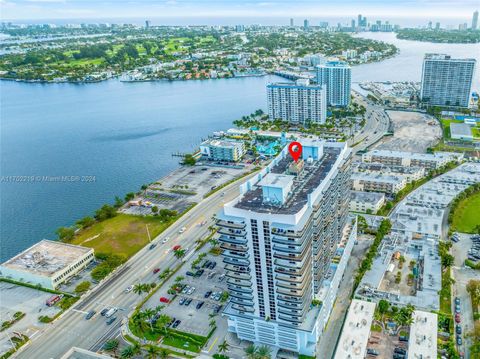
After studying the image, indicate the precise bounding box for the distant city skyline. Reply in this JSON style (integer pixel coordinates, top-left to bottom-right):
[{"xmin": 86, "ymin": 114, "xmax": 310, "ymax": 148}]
[{"xmin": 0, "ymin": 0, "xmax": 478, "ymax": 23}]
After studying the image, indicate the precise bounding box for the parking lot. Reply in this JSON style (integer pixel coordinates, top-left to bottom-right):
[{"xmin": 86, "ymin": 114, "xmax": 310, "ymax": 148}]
[
  {"xmin": 144, "ymin": 253, "xmax": 228, "ymax": 336},
  {"xmin": 0, "ymin": 282, "xmax": 62, "ymax": 354},
  {"xmin": 367, "ymin": 329, "xmax": 409, "ymax": 359},
  {"xmin": 121, "ymin": 164, "xmax": 251, "ymax": 216},
  {"xmin": 451, "ymin": 232, "xmax": 480, "ymax": 357}
]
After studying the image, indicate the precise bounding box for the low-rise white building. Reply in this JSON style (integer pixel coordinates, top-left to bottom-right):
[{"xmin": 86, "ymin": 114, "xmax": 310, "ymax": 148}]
[
  {"xmin": 362, "ymin": 150, "xmax": 462, "ymax": 170},
  {"xmin": 450, "ymin": 122, "xmax": 474, "ymax": 141},
  {"xmin": 351, "ymin": 173, "xmax": 407, "ymax": 194},
  {"xmin": 355, "ymin": 162, "xmax": 426, "ymax": 183},
  {"xmin": 407, "ymin": 311, "xmax": 437, "ymax": 359},
  {"xmin": 350, "ymin": 191, "xmax": 386, "ymax": 214},
  {"xmin": 335, "ymin": 299, "xmax": 376, "ymax": 359},
  {"xmin": 0, "ymin": 240, "xmax": 94, "ymax": 289},
  {"xmin": 199, "ymin": 139, "xmax": 246, "ymax": 162}
]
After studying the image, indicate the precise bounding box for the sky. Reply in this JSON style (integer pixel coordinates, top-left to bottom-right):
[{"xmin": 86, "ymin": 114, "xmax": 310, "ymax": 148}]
[{"xmin": 0, "ymin": 0, "xmax": 478, "ymax": 24}]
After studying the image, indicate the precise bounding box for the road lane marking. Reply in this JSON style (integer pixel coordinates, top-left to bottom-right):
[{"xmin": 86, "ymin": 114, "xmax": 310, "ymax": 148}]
[
  {"xmin": 208, "ymin": 336, "xmax": 218, "ymax": 352},
  {"xmin": 72, "ymin": 309, "xmax": 89, "ymax": 315}
]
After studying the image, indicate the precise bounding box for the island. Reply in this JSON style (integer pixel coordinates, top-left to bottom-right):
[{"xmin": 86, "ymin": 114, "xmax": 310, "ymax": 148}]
[
  {"xmin": 396, "ymin": 28, "xmax": 480, "ymax": 43},
  {"xmin": 0, "ymin": 24, "xmax": 397, "ymax": 83}
]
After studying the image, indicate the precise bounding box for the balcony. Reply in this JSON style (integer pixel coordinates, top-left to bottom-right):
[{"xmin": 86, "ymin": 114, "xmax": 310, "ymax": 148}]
[
  {"xmin": 218, "ymin": 227, "xmax": 247, "ymax": 237},
  {"xmin": 225, "ymin": 269, "xmax": 251, "ymax": 280},
  {"xmin": 275, "ymin": 264, "xmax": 307, "ymax": 277},
  {"xmin": 277, "ymin": 298, "xmax": 306, "ymax": 311},
  {"xmin": 276, "ymin": 279, "xmax": 305, "ymax": 291},
  {"xmin": 223, "ymin": 250, "xmax": 249, "ymax": 260},
  {"xmin": 229, "ymin": 290, "xmax": 254, "ymax": 301},
  {"xmin": 217, "ymin": 220, "xmax": 246, "ymax": 229},
  {"xmin": 228, "ymin": 284, "xmax": 254, "ymax": 294},
  {"xmin": 223, "ymin": 256, "xmax": 249, "ymax": 267},
  {"xmin": 227, "ymin": 277, "xmax": 252, "ymax": 288},
  {"xmin": 232, "ymin": 303, "xmax": 255, "ymax": 313},
  {"xmin": 277, "ymin": 305, "xmax": 306, "ymax": 318},
  {"xmin": 220, "ymin": 242, "xmax": 247, "ymax": 252},
  {"xmin": 278, "ymin": 314, "xmax": 302, "ymax": 325},
  {"xmin": 218, "ymin": 235, "xmax": 247, "ymax": 245},
  {"xmin": 272, "ymin": 235, "xmax": 306, "ymax": 246}
]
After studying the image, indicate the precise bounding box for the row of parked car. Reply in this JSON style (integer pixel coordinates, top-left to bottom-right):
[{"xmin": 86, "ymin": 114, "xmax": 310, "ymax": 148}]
[
  {"xmin": 366, "ymin": 337, "xmax": 408, "ymax": 358},
  {"xmin": 466, "ymin": 234, "xmax": 480, "ymax": 262},
  {"xmin": 454, "ymin": 297, "xmax": 463, "ymax": 346}
]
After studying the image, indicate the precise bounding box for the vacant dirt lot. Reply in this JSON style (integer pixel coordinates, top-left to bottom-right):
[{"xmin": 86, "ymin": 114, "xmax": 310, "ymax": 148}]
[{"xmin": 375, "ymin": 111, "xmax": 442, "ymax": 152}]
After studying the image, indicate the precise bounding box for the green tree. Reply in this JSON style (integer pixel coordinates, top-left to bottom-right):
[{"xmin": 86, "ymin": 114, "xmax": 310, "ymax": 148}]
[
  {"xmin": 244, "ymin": 344, "xmax": 257, "ymax": 359},
  {"xmin": 103, "ymin": 339, "xmax": 119, "ymax": 355},
  {"xmin": 120, "ymin": 345, "xmax": 135, "ymax": 359},
  {"xmin": 76, "ymin": 216, "xmax": 95, "ymax": 229},
  {"xmin": 256, "ymin": 345, "xmax": 271, "ymax": 359},
  {"xmin": 173, "ymin": 249, "xmax": 186, "ymax": 259},
  {"xmin": 56, "ymin": 226, "xmax": 75, "ymax": 242},
  {"xmin": 94, "ymin": 204, "xmax": 117, "ymax": 221},
  {"xmin": 378, "ymin": 299, "xmax": 390, "ymax": 316},
  {"xmin": 145, "ymin": 344, "xmax": 160, "ymax": 359},
  {"xmin": 125, "ymin": 192, "xmax": 135, "ymax": 201},
  {"xmin": 74, "ymin": 281, "xmax": 91, "ymax": 294},
  {"xmin": 218, "ymin": 340, "xmax": 229, "ymax": 353},
  {"xmin": 183, "ymin": 154, "xmax": 196, "ymax": 166}
]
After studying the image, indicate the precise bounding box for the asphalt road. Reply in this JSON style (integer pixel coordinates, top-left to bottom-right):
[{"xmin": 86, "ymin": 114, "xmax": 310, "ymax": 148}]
[
  {"xmin": 17, "ymin": 182, "xmax": 243, "ymax": 359},
  {"xmin": 349, "ymin": 91, "xmax": 390, "ymax": 154}
]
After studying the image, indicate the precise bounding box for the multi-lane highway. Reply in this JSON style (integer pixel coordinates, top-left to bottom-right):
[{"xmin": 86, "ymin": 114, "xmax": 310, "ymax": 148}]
[
  {"xmin": 17, "ymin": 181, "xmax": 244, "ymax": 359},
  {"xmin": 349, "ymin": 91, "xmax": 390, "ymax": 154}
]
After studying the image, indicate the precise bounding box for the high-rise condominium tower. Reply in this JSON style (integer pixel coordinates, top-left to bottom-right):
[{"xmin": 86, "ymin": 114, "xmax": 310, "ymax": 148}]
[
  {"xmin": 316, "ymin": 61, "xmax": 351, "ymax": 107},
  {"xmin": 217, "ymin": 140, "xmax": 352, "ymax": 356},
  {"xmin": 420, "ymin": 54, "xmax": 476, "ymax": 108}
]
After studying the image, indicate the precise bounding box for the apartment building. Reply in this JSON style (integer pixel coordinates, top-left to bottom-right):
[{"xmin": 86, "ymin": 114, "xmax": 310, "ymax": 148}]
[
  {"xmin": 350, "ymin": 191, "xmax": 386, "ymax": 214},
  {"xmin": 199, "ymin": 139, "xmax": 246, "ymax": 162},
  {"xmin": 355, "ymin": 162, "xmax": 426, "ymax": 183},
  {"xmin": 362, "ymin": 150, "xmax": 462, "ymax": 170},
  {"xmin": 351, "ymin": 173, "xmax": 407, "ymax": 194},
  {"xmin": 420, "ymin": 54, "xmax": 476, "ymax": 108},
  {"xmin": 267, "ymin": 79, "xmax": 327, "ymax": 124},
  {"xmin": 316, "ymin": 61, "xmax": 351, "ymax": 107},
  {"xmin": 216, "ymin": 139, "xmax": 352, "ymax": 356}
]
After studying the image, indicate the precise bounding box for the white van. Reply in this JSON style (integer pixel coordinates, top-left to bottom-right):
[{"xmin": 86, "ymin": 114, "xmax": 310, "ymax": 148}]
[{"xmin": 105, "ymin": 307, "xmax": 117, "ymax": 318}]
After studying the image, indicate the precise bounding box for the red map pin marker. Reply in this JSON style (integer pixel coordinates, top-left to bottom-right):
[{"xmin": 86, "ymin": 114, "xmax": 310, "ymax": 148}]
[{"xmin": 288, "ymin": 142, "xmax": 302, "ymax": 162}]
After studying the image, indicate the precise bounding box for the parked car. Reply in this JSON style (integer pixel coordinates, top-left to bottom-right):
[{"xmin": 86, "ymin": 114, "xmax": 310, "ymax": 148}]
[
  {"xmin": 125, "ymin": 285, "xmax": 134, "ymax": 293},
  {"xmin": 184, "ymin": 298, "xmax": 192, "ymax": 306},
  {"xmin": 393, "ymin": 354, "xmax": 405, "ymax": 359},
  {"xmin": 172, "ymin": 319, "xmax": 181, "ymax": 328},
  {"xmin": 172, "ymin": 245, "xmax": 181, "ymax": 251},
  {"xmin": 455, "ymin": 304, "xmax": 461, "ymax": 313},
  {"xmin": 85, "ymin": 310, "xmax": 96, "ymax": 320},
  {"xmin": 457, "ymin": 336, "xmax": 462, "ymax": 345},
  {"xmin": 195, "ymin": 269, "xmax": 204, "ymax": 277},
  {"xmin": 394, "ymin": 347, "xmax": 407, "ymax": 355},
  {"xmin": 186, "ymin": 271, "xmax": 195, "ymax": 277},
  {"xmin": 160, "ymin": 297, "xmax": 170, "ymax": 303},
  {"xmin": 366, "ymin": 348, "xmax": 379, "ymax": 356},
  {"xmin": 179, "ymin": 297, "xmax": 186, "ymax": 305},
  {"xmin": 153, "ymin": 268, "xmax": 160, "ymax": 274},
  {"xmin": 168, "ymin": 317, "xmax": 176, "ymax": 327},
  {"xmin": 205, "ymin": 290, "xmax": 212, "ymax": 298},
  {"xmin": 455, "ymin": 313, "xmax": 461, "ymax": 323},
  {"xmin": 187, "ymin": 286, "xmax": 195, "ymax": 295},
  {"xmin": 100, "ymin": 308, "xmax": 109, "ymax": 316},
  {"xmin": 218, "ymin": 274, "xmax": 226, "ymax": 282},
  {"xmin": 399, "ymin": 335, "xmax": 409, "ymax": 342},
  {"xmin": 106, "ymin": 316, "xmax": 117, "ymax": 325},
  {"xmin": 182, "ymin": 286, "xmax": 190, "ymax": 294},
  {"xmin": 196, "ymin": 301, "xmax": 205, "ymax": 309},
  {"xmin": 456, "ymin": 325, "xmax": 462, "ymax": 335}
]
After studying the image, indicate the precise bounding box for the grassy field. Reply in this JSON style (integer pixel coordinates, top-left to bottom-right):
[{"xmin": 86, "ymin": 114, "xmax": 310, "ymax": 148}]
[
  {"xmin": 451, "ymin": 192, "xmax": 480, "ymax": 233},
  {"xmin": 71, "ymin": 214, "xmax": 173, "ymax": 258},
  {"xmin": 441, "ymin": 118, "xmax": 464, "ymax": 138}
]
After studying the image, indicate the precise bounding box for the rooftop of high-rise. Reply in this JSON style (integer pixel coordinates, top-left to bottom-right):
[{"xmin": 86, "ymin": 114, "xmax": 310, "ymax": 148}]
[{"xmin": 233, "ymin": 141, "xmax": 346, "ymax": 215}]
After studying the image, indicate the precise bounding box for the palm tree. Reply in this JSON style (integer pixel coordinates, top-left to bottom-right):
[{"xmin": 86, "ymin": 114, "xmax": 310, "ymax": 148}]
[
  {"xmin": 174, "ymin": 276, "xmax": 184, "ymax": 283},
  {"xmin": 133, "ymin": 283, "xmax": 145, "ymax": 295},
  {"xmin": 143, "ymin": 308, "xmax": 156, "ymax": 331},
  {"xmin": 256, "ymin": 345, "xmax": 271, "ymax": 359},
  {"xmin": 217, "ymin": 340, "xmax": 229, "ymax": 353},
  {"xmin": 159, "ymin": 348, "xmax": 169, "ymax": 359},
  {"xmin": 209, "ymin": 318, "xmax": 216, "ymax": 328},
  {"xmin": 155, "ymin": 314, "xmax": 171, "ymax": 335},
  {"xmin": 120, "ymin": 345, "xmax": 135, "ymax": 359},
  {"xmin": 244, "ymin": 344, "xmax": 257, "ymax": 359},
  {"xmin": 173, "ymin": 249, "xmax": 186, "ymax": 259},
  {"xmin": 103, "ymin": 339, "xmax": 119, "ymax": 356},
  {"xmin": 131, "ymin": 341, "xmax": 141, "ymax": 356},
  {"xmin": 145, "ymin": 344, "xmax": 160, "ymax": 359},
  {"xmin": 154, "ymin": 305, "xmax": 165, "ymax": 314},
  {"xmin": 159, "ymin": 268, "xmax": 171, "ymax": 280}
]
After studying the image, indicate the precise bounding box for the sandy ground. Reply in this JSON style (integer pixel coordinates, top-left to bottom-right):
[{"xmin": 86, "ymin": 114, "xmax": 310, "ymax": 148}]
[{"xmin": 374, "ymin": 111, "xmax": 442, "ymax": 152}]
